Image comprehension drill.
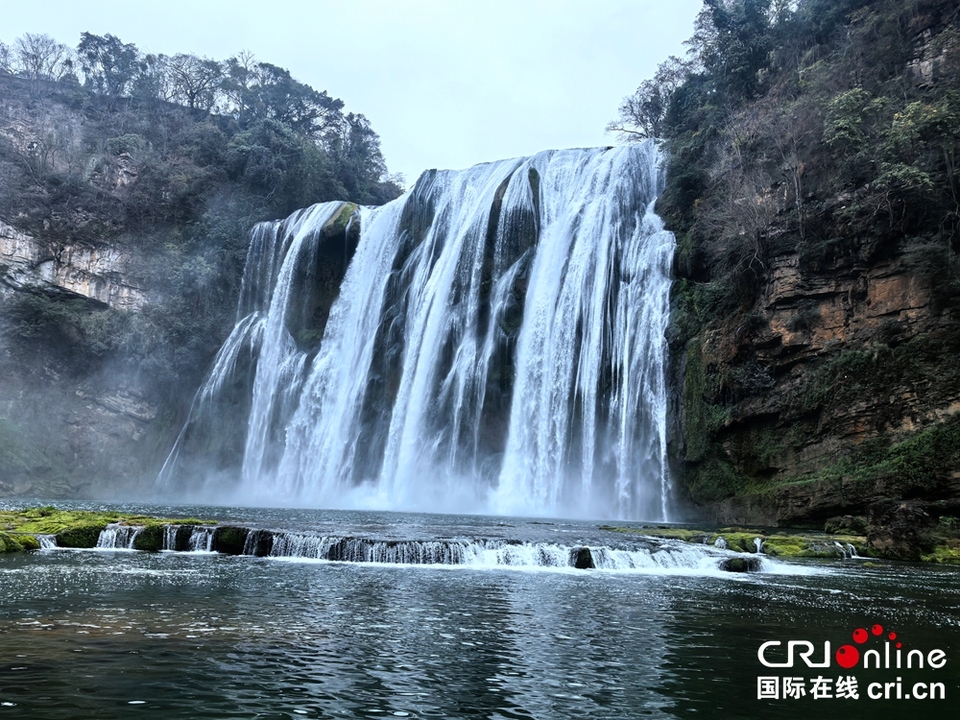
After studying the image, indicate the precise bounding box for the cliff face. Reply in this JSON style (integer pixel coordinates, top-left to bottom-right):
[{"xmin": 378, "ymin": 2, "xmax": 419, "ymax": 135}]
[
  {"xmin": 0, "ymin": 220, "xmax": 146, "ymax": 309},
  {"xmin": 0, "ymin": 194, "xmax": 162, "ymax": 497},
  {"xmin": 0, "ymin": 71, "xmax": 373, "ymax": 498},
  {"xmin": 661, "ymin": 0, "xmax": 960, "ymax": 547},
  {"xmin": 681, "ymin": 243, "xmax": 960, "ymax": 525}
]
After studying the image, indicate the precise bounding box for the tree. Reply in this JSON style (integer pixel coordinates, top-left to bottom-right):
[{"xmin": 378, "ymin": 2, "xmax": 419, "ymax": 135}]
[
  {"xmin": 167, "ymin": 54, "xmax": 223, "ymax": 113},
  {"xmin": 226, "ymin": 118, "xmax": 343, "ymax": 215},
  {"xmin": 328, "ymin": 112, "xmax": 391, "ymax": 203},
  {"xmin": 220, "ymin": 51, "xmax": 259, "ymax": 121},
  {"xmin": 688, "ymin": 0, "xmax": 774, "ymax": 101},
  {"xmin": 12, "ymin": 33, "xmax": 74, "ymax": 84},
  {"xmin": 0, "ymin": 42, "xmax": 11, "ymax": 73},
  {"xmin": 77, "ymin": 32, "xmax": 140, "ymax": 97},
  {"xmin": 608, "ymin": 56, "xmax": 691, "ymax": 140},
  {"xmin": 222, "ymin": 60, "xmax": 344, "ymax": 139},
  {"xmin": 130, "ymin": 53, "xmax": 176, "ymax": 104}
]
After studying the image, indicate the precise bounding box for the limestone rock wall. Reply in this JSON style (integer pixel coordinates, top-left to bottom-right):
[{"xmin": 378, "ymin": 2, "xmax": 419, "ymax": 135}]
[
  {"xmin": 0, "ymin": 220, "xmax": 145, "ymax": 309},
  {"xmin": 678, "ymin": 241, "xmax": 960, "ymax": 526}
]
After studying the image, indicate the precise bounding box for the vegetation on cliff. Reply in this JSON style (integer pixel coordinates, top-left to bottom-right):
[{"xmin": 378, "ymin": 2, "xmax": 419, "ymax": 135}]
[
  {"xmin": 614, "ymin": 0, "xmax": 960, "ymax": 526},
  {"xmin": 0, "ymin": 33, "xmax": 403, "ymax": 496}
]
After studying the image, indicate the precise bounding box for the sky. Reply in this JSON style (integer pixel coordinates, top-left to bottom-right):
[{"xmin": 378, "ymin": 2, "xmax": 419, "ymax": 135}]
[{"xmin": 2, "ymin": 0, "xmax": 703, "ymax": 186}]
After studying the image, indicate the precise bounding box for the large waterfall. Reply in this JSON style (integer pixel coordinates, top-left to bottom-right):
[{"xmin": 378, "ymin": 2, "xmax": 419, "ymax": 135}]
[{"xmin": 157, "ymin": 142, "xmax": 675, "ymax": 520}]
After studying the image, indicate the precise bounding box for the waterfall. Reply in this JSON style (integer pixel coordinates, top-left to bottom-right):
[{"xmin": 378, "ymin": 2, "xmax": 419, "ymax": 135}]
[{"xmin": 157, "ymin": 142, "xmax": 675, "ymax": 521}]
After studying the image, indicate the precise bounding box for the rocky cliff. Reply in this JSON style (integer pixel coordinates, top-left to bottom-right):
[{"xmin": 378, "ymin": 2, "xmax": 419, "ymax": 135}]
[
  {"xmin": 657, "ymin": 0, "xmax": 960, "ymax": 557},
  {"xmin": 0, "ymin": 219, "xmax": 161, "ymax": 496},
  {"xmin": 0, "ymin": 68, "xmax": 383, "ymax": 498}
]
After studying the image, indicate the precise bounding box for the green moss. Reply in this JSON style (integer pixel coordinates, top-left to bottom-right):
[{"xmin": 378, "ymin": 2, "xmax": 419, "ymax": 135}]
[
  {"xmin": 0, "ymin": 531, "xmax": 24, "ymax": 552},
  {"xmin": 17, "ymin": 535, "xmax": 40, "ymax": 550},
  {"xmin": 212, "ymin": 526, "xmax": 249, "ymax": 555},
  {"xmin": 600, "ymin": 525, "xmax": 711, "ymax": 543},
  {"xmin": 601, "ymin": 525, "xmax": 872, "ymax": 559},
  {"xmin": 325, "ymin": 202, "xmax": 358, "ymax": 234},
  {"xmin": 777, "ymin": 414, "xmax": 960, "ymax": 498},
  {"xmin": 0, "ymin": 507, "xmax": 215, "ymax": 551},
  {"xmin": 683, "ymin": 339, "xmax": 709, "ymax": 463},
  {"xmin": 1, "ymin": 507, "xmax": 214, "ymax": 535},
  {"xmin": 921, "ymin": 540, "xmax": 960, "ymax": 564},
  {"xmin": 685, "ymin": 454, "xmax": 743, "ymax": 504},
  {"xmin": 132, "ymin": 525, "xmax": 165, "ymax": 552},
  {"xmin": 56, "ymin": 523, "xmax": 108, "ymax": 548}
]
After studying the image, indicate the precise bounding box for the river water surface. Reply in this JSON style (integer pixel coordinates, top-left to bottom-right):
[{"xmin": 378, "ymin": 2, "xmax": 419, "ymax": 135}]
[{"xmin": 1, "ymin": 505, "xmax": 958, "ymax": 719}]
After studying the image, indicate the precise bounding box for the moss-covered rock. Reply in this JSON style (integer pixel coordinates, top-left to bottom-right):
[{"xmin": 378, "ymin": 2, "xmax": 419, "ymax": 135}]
[
  {"xmin": 56, "ymin": 522, "xmax": 108, "ymax": 548},
  {"xmin": 132, "ymin": 525, "xmax": 165, "ymax": 552},
  {"xmin": 17, "ymin": 534, "xmax": 40, "ymax": 550},
  {"xmin": 602, "ymin": 524, "xmax": 872, "ymax": 560},
  {"xmin": 0, "ymin": 531, "xmax": 24, "ymax": 552},
  {"xmin": 212, "ymin": 526, "xmax": 249, "ymax": 555}
]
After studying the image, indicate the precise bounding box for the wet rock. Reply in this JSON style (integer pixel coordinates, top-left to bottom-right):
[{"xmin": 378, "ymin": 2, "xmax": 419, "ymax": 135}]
[
  {"xmin": 171, "ymin": 525, "xmax": 195, "ymax": 552},
  {"xmin": 0, "ymin": 531, "xmax": 24, "ymax": 552},
  {"xmin": 571, "ymin": 546, "xmax": 595, "ymax": 569},
  {"xmin": 718, "ymin": 555, "xmax": 762, "ymax": 572},
  {"xmin": 243, "ymin": 529, "xmax": 274, "ymax": 557},
  {"xmin": 213, "ymin": 526, "xmax": 250, "ymax": 555},
  {"xmin": 132, "ymin": 525, "xmax": 164, "ymax": 552},
  {"xmin": 866, "ymin": 502, "xmax": 935, "ymax": 560}
]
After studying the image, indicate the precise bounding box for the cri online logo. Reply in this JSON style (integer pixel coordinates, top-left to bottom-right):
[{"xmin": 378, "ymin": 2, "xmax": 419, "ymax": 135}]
[{"xmin": 758, "ymin": 624, "xmax": 947, "ymax": 670}]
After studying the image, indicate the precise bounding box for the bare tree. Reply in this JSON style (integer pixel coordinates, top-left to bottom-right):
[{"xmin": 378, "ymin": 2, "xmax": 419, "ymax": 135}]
[
  {"xmin": 167, "ymin": 54, "xmax": 224, "ymax": 113},
  {"xmin": 607, "ymin": 56, "xmax": 691, "ymax": 141},
  {"xmin": 13, "ymin": 33, "xmax": 74, "ymax": 85},
  {"xmin": 0, "ymin": 42, "xmax": 11, "ymax": 73},
  {"xmin": 221, "ymin": 50, "xmax": 259, "ymax": 118}
]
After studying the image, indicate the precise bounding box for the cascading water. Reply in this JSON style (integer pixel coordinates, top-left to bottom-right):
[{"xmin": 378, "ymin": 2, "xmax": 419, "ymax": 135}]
[{"xmin": 157, "ymin": 142, "xmax": 675, "ymax": 520}]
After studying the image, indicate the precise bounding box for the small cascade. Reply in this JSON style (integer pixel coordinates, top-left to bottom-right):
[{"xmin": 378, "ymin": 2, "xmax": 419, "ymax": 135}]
[
  {"xmin": 590, "ymin": 543, "xmax": 724, "ymax": 571},
  {"xmin": 834, "ymin": 541, "xmax": 861, "ymax": 559},
  {"xmin": 96, "ymin": 524, "xmax": 143, "ymax": 549},
  {"xmin": 258, "ymin": 532, "xmax": 741, "ymax": 572},
  {"xmin": 754, "ymin": 537, "xmax": 765, "ymax": 553},
  {"xmin": 37, "ymin": 535, "xmax": 57, "ymax": 549},
  {"xmin": 163, "ymin": 525, "xmax": 179, "ymax": 551},
  {"xmin": 187, "ymin": 527, "xmax": 215, "ymax": 552}
]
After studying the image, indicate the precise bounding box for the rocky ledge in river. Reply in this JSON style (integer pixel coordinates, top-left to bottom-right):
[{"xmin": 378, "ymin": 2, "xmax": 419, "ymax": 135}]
[{"xmin": 602, "ymin": 514, "xmax": 960, "ymax": 565}]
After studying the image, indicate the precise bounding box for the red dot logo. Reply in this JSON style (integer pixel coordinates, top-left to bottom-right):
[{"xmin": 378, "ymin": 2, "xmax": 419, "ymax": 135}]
[
  {"xmin": 836, "ymin": 644, "xmax": 860, "ymax": 669},
  {"xmin": 896, "ymin": 642, "xmax": 902, "ymax": 649},
  {"xmin": 853, "ymin": 628, "xmax": 868, "ymax": 644},
  {"xmin": 871, "ymin": 624, "xmax": 884, "ymax": 636},
  {"xmin": 888, "ymin": 632, "xmax": 897, "ymax": 641}
]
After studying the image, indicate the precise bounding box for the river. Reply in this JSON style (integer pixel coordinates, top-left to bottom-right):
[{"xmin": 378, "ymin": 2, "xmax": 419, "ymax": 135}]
[{"xmin": 1, "ymin": 505, "xmax": 958, "ymax": 719}]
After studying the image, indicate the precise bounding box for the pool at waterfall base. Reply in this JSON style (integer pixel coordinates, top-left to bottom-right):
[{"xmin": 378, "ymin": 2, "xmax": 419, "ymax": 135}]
[{"xmin": 1, "ymin": 506, "xmax": 957, "ymax": 719}]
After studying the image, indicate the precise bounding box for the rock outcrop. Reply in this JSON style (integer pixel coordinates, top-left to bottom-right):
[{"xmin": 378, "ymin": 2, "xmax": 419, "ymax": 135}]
[{"xmin": 0, "ymin": 220, "xmax": 145, "ymax": 309}]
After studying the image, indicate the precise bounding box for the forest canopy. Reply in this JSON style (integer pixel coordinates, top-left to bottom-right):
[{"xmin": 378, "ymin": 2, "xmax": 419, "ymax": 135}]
[
  {"xmin": 0, "ymin": 31, "xmax": 403, "ymax": 211},
  {"xmin": 612, "ymin": 0, "xmax": 960, "ymax": 329}
]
